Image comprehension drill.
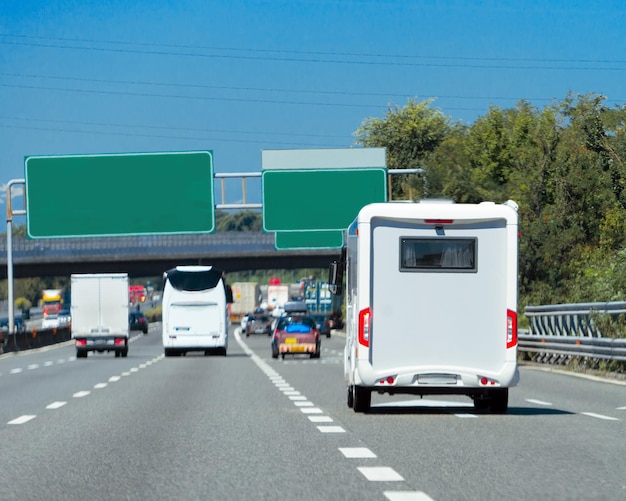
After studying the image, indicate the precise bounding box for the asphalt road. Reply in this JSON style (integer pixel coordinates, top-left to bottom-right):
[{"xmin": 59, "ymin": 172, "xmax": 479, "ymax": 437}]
[{"xmin": 1, "ymin": 324, "xmax": 625, "ymax": 500}]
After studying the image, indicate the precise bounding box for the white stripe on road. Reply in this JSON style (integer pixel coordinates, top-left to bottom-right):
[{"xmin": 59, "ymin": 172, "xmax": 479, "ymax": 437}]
[
  {"xmin": 317, "ymin": 426, "xmax": 345, "ymax": 433},
  {"xmin": 358, "ymin": 467, "xmax": 404, "ymax": 481},
  {"xmin": 294, "ymin": 401, "xmax": 314, "ymax": 407},
  {"xmin": 109, "ymin": 376, "xmax": 121, "ymax": 382},
  {"xmin": 94, "ymin": 383, "xmax": 108, "ymax": 389},
  {"xmin": 73, "ymin": 391, "xmax": 90, "ymax": 398},
  {"xmin": 8, "ymin": 415, "xmax": 36, "ymax": 425},
  {"xmin": 300, "ymin": 407, "xmax": 323, "ymax": 414},
  {"xmin": 46, "ymin": 401, "xmax": 67, "ymax": 410},
  {"xmin": 308, "ymin": 416, "xmax": 333, "ymax": 423},
  {"xmin": 10, "ymin": 368, "xmax": 22, "ymax": 374},
  {"xmin": 526, "ymin": 398, "xmax": 553, "ymax": 406},
  {"xmin": 384, "ymin": 491, "xmax": 435, "ymax": 501},
  {"xmin": 453, "ymin": 413, "xmax": 478, "ymax": 418},
  {"xmin": 27, "ymin": 364, "xmax": 39, "ymax": 370},
  {"xmin": 581, "ymin": 412, "xmax": 619, "ymax": 421},
  {"xmin": 340, "ymin": 447, "xmax": 377, "ymax": 458}
]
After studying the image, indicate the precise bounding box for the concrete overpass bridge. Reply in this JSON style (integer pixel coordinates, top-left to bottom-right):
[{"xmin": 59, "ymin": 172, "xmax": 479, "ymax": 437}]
[{"xmin": 0, "ymin": 232, "xmax": 342, "ymax": 279}]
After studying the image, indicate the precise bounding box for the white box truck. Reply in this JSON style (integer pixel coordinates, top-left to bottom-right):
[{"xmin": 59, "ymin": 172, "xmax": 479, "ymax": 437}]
[
  {"xmin": 71, "ymin": 273, "xmax": 130, "ymax": 358},
  {"xmin": 329, "ymin": 200, "xmax": 519, "ymax": 413}
]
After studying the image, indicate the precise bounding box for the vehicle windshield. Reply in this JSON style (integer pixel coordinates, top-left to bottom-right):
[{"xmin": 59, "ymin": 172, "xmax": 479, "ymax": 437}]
[
  {"xmin": 165, "ymin": 267, "xmax": 223, "ymax": 291},
  {"xmin": 277, "ymin": 315, "xmax": 316, "ymax": 331}
]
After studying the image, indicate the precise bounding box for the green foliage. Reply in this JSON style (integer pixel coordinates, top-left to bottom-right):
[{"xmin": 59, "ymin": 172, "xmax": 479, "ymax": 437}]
[
  {"xmin": 354, "ymin": 93, "xmax": 626, "ymax": 307},
  {"xmin": 215, "ymin": 210, "xmax": 262, "ymax": 231},
  {"xmin": 354, "ymin": 98, "xmax": 452, "ymax": 200}
]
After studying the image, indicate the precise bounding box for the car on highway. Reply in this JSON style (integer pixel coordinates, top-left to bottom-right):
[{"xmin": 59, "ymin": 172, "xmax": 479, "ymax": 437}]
[
  {"xmin": 309, "ymin": 313, "xmax": 332, "ymax": 338},
  {"xmin": 0, "ymin": 317, "xmax": 26, "ymax": 334},
  {"xmin": 129, "ymin": 311, "xmax": 148, "ymax": 334},
  {"xmin": 42, "ymin": 314, "xmax": 60, "ymax": 329},
  {"xmin": 58, "ymin": 308, "xmax": 72, "ymax": 326},
  {"xmin": 240, "ymin": 313, "xmax": 253, "ymax": 334},
  {"xmin": 271, "ymin": 313, "xmax": 320, "ymax": 359},
  {"xmin": 246, "ymin": 314, "xmax": 272, "ymax": 337}
]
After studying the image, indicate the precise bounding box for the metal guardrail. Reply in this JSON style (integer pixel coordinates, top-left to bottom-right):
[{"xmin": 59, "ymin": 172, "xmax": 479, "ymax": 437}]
[{"xmin": 520, "ymin": 302, "xmax": 626, "ymax": 362}]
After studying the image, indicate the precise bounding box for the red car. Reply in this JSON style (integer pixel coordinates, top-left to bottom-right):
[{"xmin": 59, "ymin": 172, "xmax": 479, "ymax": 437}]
[{"xmin": 271, "ymin": 314, "xmax": 320, "ymax": 359}]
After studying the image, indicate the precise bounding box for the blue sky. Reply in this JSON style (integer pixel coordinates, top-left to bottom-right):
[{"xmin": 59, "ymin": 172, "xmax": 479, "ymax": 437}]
[{"xmin": 1, "ymin": 0, "xmax": 625, "ymax": 206}]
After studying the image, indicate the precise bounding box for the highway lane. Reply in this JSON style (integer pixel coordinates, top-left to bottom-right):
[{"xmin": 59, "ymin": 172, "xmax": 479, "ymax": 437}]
[{"xmin": 1, "ymin": 324, "xmax": 625, "ymax": 500}]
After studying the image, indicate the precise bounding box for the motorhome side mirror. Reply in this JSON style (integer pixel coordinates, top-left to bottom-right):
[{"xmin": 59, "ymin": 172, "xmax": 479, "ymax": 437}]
[{"xmin": 328, "ymin": 261, "xmax": 344, "ymax": 296}]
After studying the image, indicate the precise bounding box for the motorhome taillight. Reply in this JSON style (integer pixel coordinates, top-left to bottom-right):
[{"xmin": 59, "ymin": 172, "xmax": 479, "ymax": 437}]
[
  {"xmin": 75, "ymin": 339, "xmax": 86, "ymax": 346},
  {"xmin": 358, "ymin": 307, "xmax": 371, "ymax": 347},
  {"xmin": 114, "ymin": 338, "xmax": 126, "ymax": 346},
  {"xmin": 506, "ymin": 309, "xmax": 517, "ymax": 349}
]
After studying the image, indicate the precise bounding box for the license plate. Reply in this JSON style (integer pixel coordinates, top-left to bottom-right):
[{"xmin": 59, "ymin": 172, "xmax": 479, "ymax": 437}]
[
  {"xmin": 290, "ymin": 345, "xmax": 305, "ymax": 352},
  {"xmin": 285, "ymin": 338, "xmax": 297, "ymax": 344}
]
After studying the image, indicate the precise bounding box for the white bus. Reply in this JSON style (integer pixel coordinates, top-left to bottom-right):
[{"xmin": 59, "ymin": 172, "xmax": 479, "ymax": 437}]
[
  {"xmin": 329, "ymin": 200, "xmax": 519, "ymax": 413},
  {"xmin": 162, "ymin": 265, "xmax": 229, "ymax": 356}
]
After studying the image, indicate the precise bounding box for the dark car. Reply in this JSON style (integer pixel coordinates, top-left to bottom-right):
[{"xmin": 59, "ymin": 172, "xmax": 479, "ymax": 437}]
[
  {"xmin": 246, "ymin": 314, "xmax": 272, "ymax": 337},
  {"xmin": 271, "ymin": 313, "xmax": 320, "ymax": 359},
  {"xmin": 309, "ymin": 313, "xmax": 332, "ymax": 338},
  {"xmin": 0, "ymin": 317, "xmax": 25, "ymax": 334},
  {"xmin": 129, "ymin": 311, "xmax": 148, "ymax": 334}
]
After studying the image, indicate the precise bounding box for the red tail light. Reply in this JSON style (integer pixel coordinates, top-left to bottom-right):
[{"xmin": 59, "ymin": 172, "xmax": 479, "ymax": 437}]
[
  {"xmin": 506, "ymin": 309, "xmax": 517, "ymax": 349},
  {"xmin": 114, "ymin": 338, "xmax": 126, "ymax": 346},
  {"xmin": 358, "ymin": 307, "xmax": 371, "ymax": 348},
  {"xmin": 75, "ymin": 339, "xmax": 86, "ymax": 346}
]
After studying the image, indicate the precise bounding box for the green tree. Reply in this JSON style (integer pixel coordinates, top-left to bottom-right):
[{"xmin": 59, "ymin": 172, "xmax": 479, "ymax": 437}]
[{"xmin": 354, "ymin": 98, "xmax": 452, "ymax": 200}]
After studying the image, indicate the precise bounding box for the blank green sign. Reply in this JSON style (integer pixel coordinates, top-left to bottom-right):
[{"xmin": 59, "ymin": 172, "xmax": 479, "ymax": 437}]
[
  {"xmin": 275, "ymin": 231, "xmax": 344, "ymax": 250},
  {"xmin": 262, "ymin": 168, "xmax": 387, "ymax": 232},
  {"xmin": 25, "ymin": 151, "xmax": 215, "ymax": 238}
]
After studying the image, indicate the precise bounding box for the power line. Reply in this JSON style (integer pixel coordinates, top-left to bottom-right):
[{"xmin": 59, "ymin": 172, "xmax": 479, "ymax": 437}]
[
  {"xmin": 2, "ymin": 36, "xmax": 626, "ymax": 71},
  {"xmin": 0, "ymin": 72, "xmax": 561, "ymax": 103},
  {"xmin": 0, "ymin": 115, "xmax": 342, "ymax": 139},
  {"xmin": 2, "ymin": 33, "xmax": 626, "ymax": 65}
]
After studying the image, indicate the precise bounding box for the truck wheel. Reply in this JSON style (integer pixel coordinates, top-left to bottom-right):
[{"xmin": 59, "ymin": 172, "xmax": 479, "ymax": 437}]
[
  {"xmin": 77, "ymin": 351, "xmax": 87, "ymax": 359},
  {"xmin": 347, "ymin": 386, "xmax": 354, "ymax": 408},
  {"xmin": 353, "ymin": 385, "xmax": 371, "ymax": 413},
  {"xmin": 121, "ymin": 349, "xmax": 128, "ymax": 358},
  {"xmin": 489, "ymin": 388, "xmax": 508, "ymax": 413},
  {"xmin": 115, "ymin": 351, "xmax": 121, "ymax": 358}
]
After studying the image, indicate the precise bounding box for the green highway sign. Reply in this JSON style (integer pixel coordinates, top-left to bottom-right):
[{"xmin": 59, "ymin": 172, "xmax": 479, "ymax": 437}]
[
  {"xmin": 25, "ymin": 151, "xmax": 215, "ymax": 238},
  {"xmin": 275, "ymin": 230, "xmax": 344, "ymax": 250},
  {"xmin": 262, "ymin": 168, "xmax": 387, "ymax": 232}
]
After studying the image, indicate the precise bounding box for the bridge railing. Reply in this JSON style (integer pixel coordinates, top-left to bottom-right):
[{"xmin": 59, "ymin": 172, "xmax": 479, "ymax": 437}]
[{"xmin": 520, "ymin": 302, "xmax": 626, "ymax": 362}]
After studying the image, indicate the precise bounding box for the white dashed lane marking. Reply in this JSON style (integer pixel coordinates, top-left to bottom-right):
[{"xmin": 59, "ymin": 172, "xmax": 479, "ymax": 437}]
[
  {"xmin": 581, "ymin": 412, "xmax": 620, "ymax": 421},
  {"xmin": 526, "ymin": 398, "xmax": 553, "ymax": 406},
  {"xmin": 317, "ymin": 426, "xmax": 346, "ymax": 433},
  {"xmin": 339, "ymin": 447, "xmax": 377, "ymax": 458},
  {"xmin": 384, "ymin": 491, "xmax": 436, "ymax": 501},
  {"xmin": 46, "ymin": 401, "xmax": 67, "ymax": 410},
  {"xmin": 308, "ymin": 416, "xmax": 333, "ymax": 423},
  {"xmin": 73, "ymin": 391, "xmax": 91, "ymax": 398},
  {"xmin": 8, "ymin": 415, "xmax": 36, "ymax": 425},
  {"xmin": 358, "ymin": 467, "xmax": 404, "ymax": 482}
]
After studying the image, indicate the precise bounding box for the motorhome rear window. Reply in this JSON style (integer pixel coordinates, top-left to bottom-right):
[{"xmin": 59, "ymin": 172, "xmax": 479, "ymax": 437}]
[
  {"xmin": 165, "ymin": 268, "xmax": 222, "ymax": 291},
  {"xmin": 400, "ymin": 238, "xmax": 476, "ymax": 271}
]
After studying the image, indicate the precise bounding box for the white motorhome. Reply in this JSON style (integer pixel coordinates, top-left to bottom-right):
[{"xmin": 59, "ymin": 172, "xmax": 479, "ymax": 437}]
[
  {"xmin": 162, "ymin": 265, "xmax": 229, "ymax": 356},
  {"xmin": 329, "ymin": 200, "xmax": 519, "ymax": 413}
]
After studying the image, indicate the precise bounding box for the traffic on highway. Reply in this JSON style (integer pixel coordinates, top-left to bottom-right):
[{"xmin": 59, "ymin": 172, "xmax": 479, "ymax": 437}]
[{"xmin": 1, "ymin": 319, "xmax": 625, "ymax": 500}]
